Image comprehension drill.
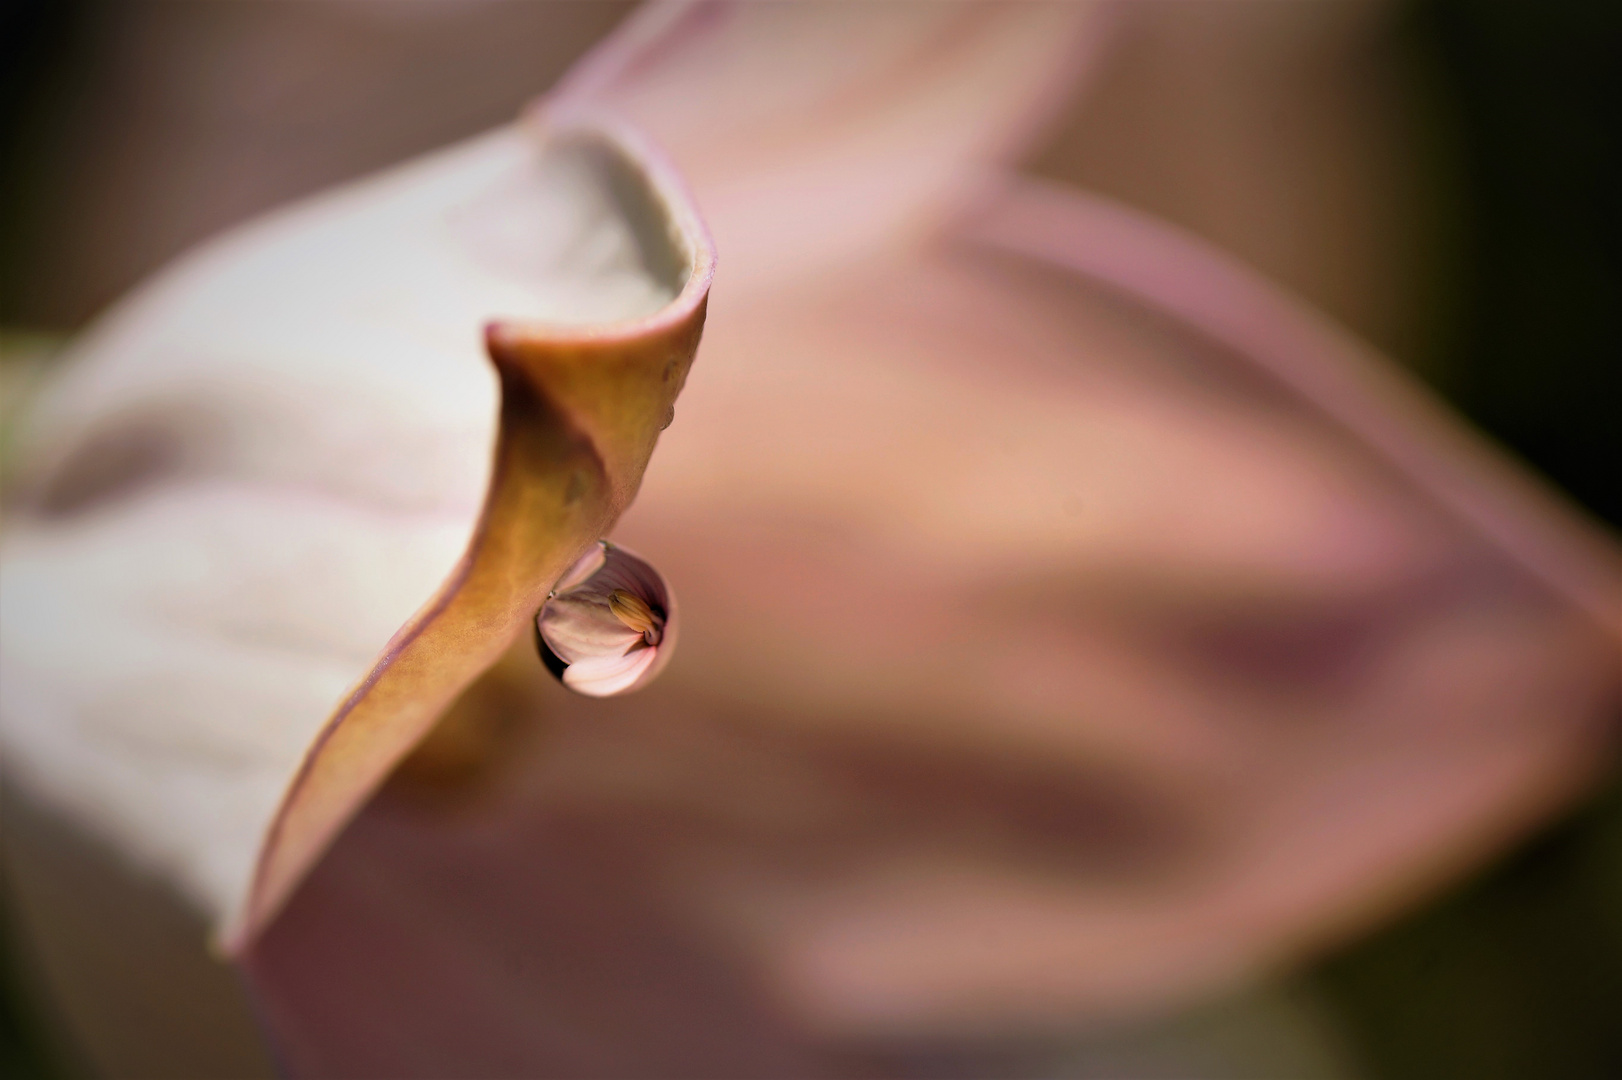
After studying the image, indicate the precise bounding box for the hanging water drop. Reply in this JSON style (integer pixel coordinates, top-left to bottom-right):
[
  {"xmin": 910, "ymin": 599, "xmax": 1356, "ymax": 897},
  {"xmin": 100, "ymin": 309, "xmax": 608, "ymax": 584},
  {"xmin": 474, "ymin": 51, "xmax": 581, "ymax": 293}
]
[{"xmin": 534, "ymin": 541, "xmax": 676, "ymax": 697}]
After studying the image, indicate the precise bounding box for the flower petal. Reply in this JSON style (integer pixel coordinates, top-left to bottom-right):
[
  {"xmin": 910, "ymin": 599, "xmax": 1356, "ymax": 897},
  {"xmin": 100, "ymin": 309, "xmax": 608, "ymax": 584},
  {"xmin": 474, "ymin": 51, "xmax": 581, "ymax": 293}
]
[
  {"xmin": 538, "ymin": 595, "xmax": 648, "ymax": 667},
  {"xmin": 0, "ymin": 113, "xmax": 716, "ymax": 950},
  {"xmin": 551, "ymin": 0, "xmax": 1113, "ymax": 287},
  {"xmin": 551, "ymin": 541, "xmax": 609, "ymax": 595},
  {"xmin": 560, "ymin": 645, "xmax": 661, "ymax": 698}
]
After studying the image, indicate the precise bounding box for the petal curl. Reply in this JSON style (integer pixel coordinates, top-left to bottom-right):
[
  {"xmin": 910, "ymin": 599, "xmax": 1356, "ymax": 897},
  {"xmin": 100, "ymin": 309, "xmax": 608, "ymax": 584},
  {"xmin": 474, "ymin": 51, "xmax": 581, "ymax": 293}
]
[{"xmin": 0, "ymin": 112, "xmax": 716, "ymax": 950}]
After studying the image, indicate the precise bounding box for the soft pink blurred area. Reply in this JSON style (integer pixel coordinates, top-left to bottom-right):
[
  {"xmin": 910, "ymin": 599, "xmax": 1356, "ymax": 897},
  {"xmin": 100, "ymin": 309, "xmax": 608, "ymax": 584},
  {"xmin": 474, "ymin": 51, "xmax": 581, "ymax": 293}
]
[
  {"xmin": 236, "ymin": 2, "xmax": 1618, "ymax": 1076},
  {"xmin": 246, "ymin": 204, "xmax": 1616, "ymax": 1074},
  {"xmin": 4, "ymin": 1, "xmax": 1619, "ymax": 1077}
]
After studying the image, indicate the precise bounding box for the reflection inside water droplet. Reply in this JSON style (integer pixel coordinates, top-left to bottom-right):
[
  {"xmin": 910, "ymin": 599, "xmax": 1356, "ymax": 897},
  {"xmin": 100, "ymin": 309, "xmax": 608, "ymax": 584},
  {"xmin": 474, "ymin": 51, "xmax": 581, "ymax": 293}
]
[{"xmin": 534, "ymin": 541, "xmax": 676, "ymax": 697}]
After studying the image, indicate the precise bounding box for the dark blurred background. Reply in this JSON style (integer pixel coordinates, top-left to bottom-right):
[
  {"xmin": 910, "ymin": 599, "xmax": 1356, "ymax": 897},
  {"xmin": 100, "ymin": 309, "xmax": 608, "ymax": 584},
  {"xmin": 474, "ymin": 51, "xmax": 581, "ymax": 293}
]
[{"xmin": 2, "ymin": 1, "xmax": 1617, "ymax": 1077}]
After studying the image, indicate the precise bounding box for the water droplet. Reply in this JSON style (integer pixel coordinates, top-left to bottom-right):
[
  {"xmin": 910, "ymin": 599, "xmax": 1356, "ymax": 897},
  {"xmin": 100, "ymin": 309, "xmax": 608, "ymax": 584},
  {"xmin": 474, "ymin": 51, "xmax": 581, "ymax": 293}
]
[{"xmin": 535, "ymin": 542, "xmax": 676, "ymax": 697}]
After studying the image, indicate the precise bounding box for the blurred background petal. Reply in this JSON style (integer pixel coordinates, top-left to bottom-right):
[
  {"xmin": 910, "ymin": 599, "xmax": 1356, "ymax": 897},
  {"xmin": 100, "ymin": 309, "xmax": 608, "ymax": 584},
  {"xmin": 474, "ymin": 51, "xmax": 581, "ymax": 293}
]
[{"xmin": 3, "ymin": 2, "xmax": 1619, "ymax": 1078}]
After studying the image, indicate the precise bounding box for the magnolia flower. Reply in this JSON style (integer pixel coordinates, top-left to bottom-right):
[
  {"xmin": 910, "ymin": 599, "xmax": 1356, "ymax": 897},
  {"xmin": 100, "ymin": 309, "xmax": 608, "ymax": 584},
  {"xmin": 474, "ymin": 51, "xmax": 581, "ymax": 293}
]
[
  {"xmin": 535, "ymin": 540, "xmax": 676, "ymax": 696},
  {"xmin": 4, "ymin": 1, "xmax": 1620, "ymax": 1076}
]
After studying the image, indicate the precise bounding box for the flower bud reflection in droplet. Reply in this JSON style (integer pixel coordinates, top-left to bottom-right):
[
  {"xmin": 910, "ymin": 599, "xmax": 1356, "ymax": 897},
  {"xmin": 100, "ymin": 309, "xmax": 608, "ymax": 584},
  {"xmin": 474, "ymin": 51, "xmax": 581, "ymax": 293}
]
[{"xmin": 535, "ymin": 541, "xmax": 675, "ymax": 697}]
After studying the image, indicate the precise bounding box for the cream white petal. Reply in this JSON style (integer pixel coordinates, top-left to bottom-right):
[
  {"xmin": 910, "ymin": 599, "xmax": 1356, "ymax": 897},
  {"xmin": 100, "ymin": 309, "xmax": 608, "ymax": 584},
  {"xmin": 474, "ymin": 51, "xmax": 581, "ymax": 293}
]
[{"xmin": 0, "ymin": 116, "xmax": 710, "ymax": 933}]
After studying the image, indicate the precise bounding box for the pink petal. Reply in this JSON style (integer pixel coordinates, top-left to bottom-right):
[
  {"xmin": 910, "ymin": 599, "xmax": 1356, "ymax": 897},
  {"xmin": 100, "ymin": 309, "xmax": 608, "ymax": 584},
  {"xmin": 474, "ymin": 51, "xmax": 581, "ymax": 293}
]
[
  {"xmin": 561, "ymin": 645, "xmax": 661, "ymax": 698},
  {"xmin": 536, "ymin": 596, "xmax": 647, "ymax": 666},
  {"xmin": 551, "ymin": 542, "xmax": 609, "ymax": 595},
  {"xmin": 240, "ymin": 0, "xmax": 1620, "ymax": 1070},
  {"xmin": 549, "ymin": 0, "xmax": 1114, "ymax": 283}
]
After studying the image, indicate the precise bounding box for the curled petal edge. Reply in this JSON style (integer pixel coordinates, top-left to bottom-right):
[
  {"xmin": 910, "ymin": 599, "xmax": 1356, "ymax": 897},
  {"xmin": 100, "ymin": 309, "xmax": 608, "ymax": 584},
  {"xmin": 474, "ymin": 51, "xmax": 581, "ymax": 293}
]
[{"xmin": 224, "ymin": 112, "xmax": 715, "ymax": 953}]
